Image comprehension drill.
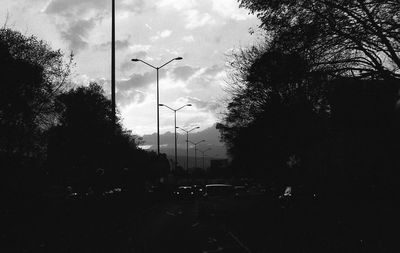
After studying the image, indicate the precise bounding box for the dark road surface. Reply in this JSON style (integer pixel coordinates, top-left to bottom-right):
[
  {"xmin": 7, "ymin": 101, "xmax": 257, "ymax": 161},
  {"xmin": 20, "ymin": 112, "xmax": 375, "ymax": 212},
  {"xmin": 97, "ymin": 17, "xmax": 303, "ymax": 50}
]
[
  {"xmin": 1, "ymin": 193, "xmax": 397, "ymax": 253},
  {"xmin": 131, "ymin": 200, "xmax": 253, "ymax": 253}
]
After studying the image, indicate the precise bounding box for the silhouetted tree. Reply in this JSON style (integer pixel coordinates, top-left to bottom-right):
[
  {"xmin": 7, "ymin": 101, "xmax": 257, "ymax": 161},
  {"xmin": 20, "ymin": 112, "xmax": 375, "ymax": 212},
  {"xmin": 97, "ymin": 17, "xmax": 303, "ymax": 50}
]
[
  {"xmin": 46, "ymin": 83, "xmax": 159, "ymax": 194},
  {"xmin": 238, "ymin": 0, "xmax": 400, "ymax": 79},
  {"xmin": 0, "ymin": 28, "xmax": 72, "ymax": 197},
  {"xmin": 219, "ymin": 47, "xmax": 329, "ymax": 186}
]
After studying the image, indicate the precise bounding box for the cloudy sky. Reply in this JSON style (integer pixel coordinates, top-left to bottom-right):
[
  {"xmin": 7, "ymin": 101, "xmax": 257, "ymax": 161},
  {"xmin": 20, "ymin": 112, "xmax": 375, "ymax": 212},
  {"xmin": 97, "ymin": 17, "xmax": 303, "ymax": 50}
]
[{"xmin": 1, "ymin": 0, "xmax": 260, "ymax": 136}]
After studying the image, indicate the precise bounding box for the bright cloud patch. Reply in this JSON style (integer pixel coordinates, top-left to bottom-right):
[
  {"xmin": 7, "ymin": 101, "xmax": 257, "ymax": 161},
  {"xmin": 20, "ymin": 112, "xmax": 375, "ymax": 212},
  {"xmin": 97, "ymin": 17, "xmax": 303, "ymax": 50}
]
[
  {"xmin": 184, "ymin": 10, "xmax": 215, "ymax": 29},
  {"xmin": 129, "ymin": 44, "xmax": 151, "ymax": 52},
  {"xmin": 186, "ymin": 97, "xmax": 221, "ymax": 113},
  {"xmin": 212, "ymin": 0, "xmax": 251, "ymax": 20},
  {"xmin": 156, "ymin": 0, "xmax": 197, "ymax": 11},
  {"xmin": 182, "ymin": 35, "xmax": 195, "ymax": 42},
  {"xmin": 150, "ymin": 29, "xmax": 173, "ymax": 42}
]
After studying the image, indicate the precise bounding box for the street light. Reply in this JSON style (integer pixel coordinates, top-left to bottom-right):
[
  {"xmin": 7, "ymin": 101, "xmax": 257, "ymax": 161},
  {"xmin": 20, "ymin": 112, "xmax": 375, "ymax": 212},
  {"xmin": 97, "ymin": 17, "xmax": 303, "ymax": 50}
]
[
  {"xmin": 188, "ymin": 140, "xmax": 206, "ymax": 169},
  {"xmin": 131, "ymin": 57, "xmax": 183, "ymax": 155},
  {"xmin": 199, "ymin": 148, "xmax": 212, "ymax": 170},
  {"xmin": 159, "ymin": 103, "xmax": 192, "ymax": 171},
  {"xmin": 177, "ymin": 126, "xmax": 199, "ymax": 170}
]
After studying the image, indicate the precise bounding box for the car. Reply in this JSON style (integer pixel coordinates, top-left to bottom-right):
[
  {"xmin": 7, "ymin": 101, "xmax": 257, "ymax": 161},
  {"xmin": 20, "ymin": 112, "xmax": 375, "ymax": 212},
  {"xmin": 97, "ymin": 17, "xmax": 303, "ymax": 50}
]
[
  {"xmin": 278, "ymin": 185, "xmax": 319, "ymax": 209},
  {"xmin": 190, "ymin": 184, "xmax": 205, "ymax": 197},
  {"xmin": 198, "ymin": 184, "xmax": 235, "ymax": 218},
  {"xmin": 233, "ymin": 185, "xmax": 248, "ymax": 198},
  {"xmin": 173, "ymin": 186, "xmax": 195, "ymax": 201}
]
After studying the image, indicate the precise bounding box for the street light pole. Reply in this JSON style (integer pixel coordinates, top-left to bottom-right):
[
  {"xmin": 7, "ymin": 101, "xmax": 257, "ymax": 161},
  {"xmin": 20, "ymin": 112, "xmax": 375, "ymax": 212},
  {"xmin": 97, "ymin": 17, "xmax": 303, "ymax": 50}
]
[
  {"xmin": 159, "ymin": 104, "xmax": 192, "ymax": 171},
  {"xmin": 188, "ymin": 140, "xmax": 205, "ymax": 169},
  {"xmin": 199, "ymin": 148, "xmax": 211, "ymax": 170},
  {"xmin": 156, "ymin": 68, "xmax": 159, "ymax": 154},
  {"xmin": 131, "ymin": 57, "xmax": 183, "ymax": 155},
  {"xmin": 177, "ymin": 126, "xmax": 199, "ymax": 170},
  {"xmin": 111, "ymin": 0, "xmax": 116, "ymax": 126}
]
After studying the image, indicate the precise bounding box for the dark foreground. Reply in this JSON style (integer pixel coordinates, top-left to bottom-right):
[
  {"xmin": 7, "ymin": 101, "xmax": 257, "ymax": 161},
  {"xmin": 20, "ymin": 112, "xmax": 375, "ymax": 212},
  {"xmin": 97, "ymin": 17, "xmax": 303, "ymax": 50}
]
[{"xmin": 1, "ymin": 191, "xmax": 397, "ymax": 253}]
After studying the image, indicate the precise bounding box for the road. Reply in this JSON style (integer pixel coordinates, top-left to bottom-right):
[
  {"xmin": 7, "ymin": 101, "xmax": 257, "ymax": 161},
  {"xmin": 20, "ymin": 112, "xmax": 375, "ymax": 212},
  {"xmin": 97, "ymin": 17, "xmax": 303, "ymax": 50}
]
[
  {"xmin": 130, "ymin": 199, "xmax": 256, "ymax": 253},
  {"xmin": 1, "ymin": 193, "xmax": 396, "ymax": 252}
]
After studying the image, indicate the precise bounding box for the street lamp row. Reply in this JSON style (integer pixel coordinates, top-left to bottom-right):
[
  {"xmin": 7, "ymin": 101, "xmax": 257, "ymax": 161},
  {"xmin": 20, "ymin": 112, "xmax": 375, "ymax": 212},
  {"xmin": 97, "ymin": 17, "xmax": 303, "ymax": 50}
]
[
  {"xmin": 188, "ymin": 140, "xmax": 205, "ymax": 169},
  {"xmin": 198, "ymin": 148, "xmax": 212, "ymax": 170},
  {"xmin": 159, "ymin": 103, "xmax": 192, "ymax": 171},
  {"xmin": 131, "ymin": 57, "xmax": 207, "ymax": 170},
  {"xmin": 176, "ymin": 126, "xmax": 199, "ymax": 170},
  {"xmin": 131, "ymin": 57, "xmax": 183, "ymax": 155}
]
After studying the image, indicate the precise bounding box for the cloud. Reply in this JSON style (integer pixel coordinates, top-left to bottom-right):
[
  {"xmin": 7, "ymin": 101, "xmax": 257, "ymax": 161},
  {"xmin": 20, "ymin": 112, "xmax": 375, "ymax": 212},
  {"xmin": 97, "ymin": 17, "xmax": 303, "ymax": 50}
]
[
  {"xmin": 44, "ymin": 0, "xmax": 109, "ymax": 16},
  {"xmin": 93, "ymin": 77, "xmax": 150, "ymax": 107},
  {"xmin": 169, "ymin": 65, "xmax": 223, "ymax": 84},
  {"xmin": 60, "ymin": 18, "xmax": 97, "ymax": 52},
  {"xmin": 186, "ymin": 97, "xmax": 221, "ymax": 113},
  {"xmin": 171, "ymin": 65, "xmax": 200, "ymax": 81},
  {"xmin": 120, "ymin": 51, "xmax": 148, "ymax": 72},
  {"xmin": 113, "ymin": 70, "xmax": 167, "ymax": 106},
  {"xmin": 44, "ymin": 0, "xmax": 146, "ymax": 15},
  {"xmin": 118, "ymin": 71, "xmax": 165, "ymax": 91},
  {"xmin": 116, "ymin": 89, "xmax": 147, "ymax": 107},
  {"xmin": 159, "ymin": 30, "xmax": 172, "ymax": 38},
  {"xmin": 156, "ymin": 0, "xmax": 197, "ymax": 11},
  {"xmin": 182, "ymin": 35, "xmax": 195, "ymax": 42},
  {"xmin": 186, "ymin": 64, "xmax": 226, "ymax": 90},
  {"xmin": 150, "ymin": 29, "xmax": 173, "ymax": 42},
  {"xmin": 44, "ymin": 0, "xmax": 147, "ymax": 54},
  {"xmin": 96, "ymin": 38, "xmax": 130, "ymax": 51},
  {"xmin": 129, "ymin": 44, "xmax": 151, "ymax": 52},
  {"xmin": 184, "ymin": 10, "xmax": 215, "ymax": 29},
  {"xmin": 212, "ymin": 0, "xmax": 252, "ymax": 21},
  {"xmin": 203, "ymin": 64, "xmax": 225, "ymax": 77}
]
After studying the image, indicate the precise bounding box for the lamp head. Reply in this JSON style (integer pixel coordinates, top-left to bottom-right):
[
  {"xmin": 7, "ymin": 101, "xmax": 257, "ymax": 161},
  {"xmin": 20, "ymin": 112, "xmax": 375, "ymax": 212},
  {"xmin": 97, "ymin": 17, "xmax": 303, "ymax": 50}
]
[
  {"xmin": 131, "ymin": 59, "xmax": 139, "ymax": 62},
  {"xmin": 187, "ymin": 104, "xmax": 192, "ymax": 106},
  {"xmin": 174, "ymin": 57, "xmax": 183, "ymax": 60}
]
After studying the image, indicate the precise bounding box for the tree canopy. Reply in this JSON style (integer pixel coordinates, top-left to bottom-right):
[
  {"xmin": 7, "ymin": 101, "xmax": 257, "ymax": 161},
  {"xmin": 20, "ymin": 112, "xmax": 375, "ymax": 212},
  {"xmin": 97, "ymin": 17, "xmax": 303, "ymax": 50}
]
[
  {"xmin": 0, "ymin": 28, "xmax": 72, "ymax": 163},
  {"xmin": 218, "ymin": 0, "xmax": 400, "ymax": 190},
  {"xmin": 238, "ymin": 0, "xmax": 400, "ymax": 79}
]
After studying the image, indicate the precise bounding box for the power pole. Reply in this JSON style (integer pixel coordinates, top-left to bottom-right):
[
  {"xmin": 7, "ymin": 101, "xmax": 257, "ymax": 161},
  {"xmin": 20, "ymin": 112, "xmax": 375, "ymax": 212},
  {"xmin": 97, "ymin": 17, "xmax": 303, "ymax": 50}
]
[{"xmin": 111, "ymin": 0, "xmax": 116, "ymax": 126}]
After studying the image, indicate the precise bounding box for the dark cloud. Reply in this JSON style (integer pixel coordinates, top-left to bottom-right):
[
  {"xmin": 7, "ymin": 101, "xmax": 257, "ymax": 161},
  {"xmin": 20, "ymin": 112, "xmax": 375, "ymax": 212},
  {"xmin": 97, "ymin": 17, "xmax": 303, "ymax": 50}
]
[
  {"xmin": 93, "ymin": 78, "xmax": 148, "ymax": 107},
  {"xmin": 120, "ymin": 51, "xmax": 148, "ymax": 72},
  {"xmin": 96, "ymin": 39, "xmax": 130, "ymax": 51},
  {"xmin": 45, "ymin": 0, "xmax": 147, "ymax": 54},
  {"xmin": 118, "ymin": 71, "xmax": 166, "ymax": 91},
  {"xmin": 187, "ymin": 97, "xmax": 221, "ymax": 113},
  {"xmin": 116, "ymin": 89, "xmax": 146, "ymax": 107},
  {"xmin": 187, "ymin": 64, "xmax": 225, "ymax": 90},
  {"xmin": 45, "ymin": 0, "xmax": 109, "ymax": 15},
  {"xmin": 171, "ymin": 65, "xmax": 199, "ymax": 81},
  {"xmin": 113, "ymin": 70, "xmax": 166, "ymax": 106},
  {"xmin": 61, "ymin": 18, "xmax": 97, "ymax": 52},
  {"xmin": 45, "ymin": 0, "xmax": 146, "ymax": 15},
  {"xmin": 203, "ymin": 64, "xmax": 224, "ymax": 76}
]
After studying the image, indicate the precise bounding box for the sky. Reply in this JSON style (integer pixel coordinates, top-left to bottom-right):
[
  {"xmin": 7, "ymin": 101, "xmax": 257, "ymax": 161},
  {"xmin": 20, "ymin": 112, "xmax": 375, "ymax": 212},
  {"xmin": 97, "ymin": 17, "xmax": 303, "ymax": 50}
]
[{"xmin": 1, "ymin": 0, "xmax": 260, "ymax": 136}]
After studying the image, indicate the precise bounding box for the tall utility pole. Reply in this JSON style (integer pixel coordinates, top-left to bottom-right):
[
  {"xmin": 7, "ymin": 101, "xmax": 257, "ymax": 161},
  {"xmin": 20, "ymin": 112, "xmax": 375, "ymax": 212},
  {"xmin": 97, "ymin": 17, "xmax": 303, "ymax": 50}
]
[
  {"xmin": 111, "ymin": 0, "xmax": 116, "ymax": 126},
  {"xmin": 199, "ymin": 148, "xmax": 211, "ymax": 170},
  {"xmin": 159, "ymin": 104, "xmax": 192, "ymax": 170},
  {"xmin": 177, "ymin": 126, "xmax": 199, "ymax": 171},
  {"xmin": 188, "ymin": 140, "xmax": 205, "ymax": 169},
  {"xmin": 131, "ymin": 57, "xmax": 183, "ymax": 155}
]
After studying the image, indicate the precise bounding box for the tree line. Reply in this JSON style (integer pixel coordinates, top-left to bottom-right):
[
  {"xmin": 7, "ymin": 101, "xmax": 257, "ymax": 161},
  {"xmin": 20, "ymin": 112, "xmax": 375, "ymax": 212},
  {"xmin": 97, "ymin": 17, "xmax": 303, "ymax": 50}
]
[
  {"xmin": 0, "ymin": 28, "xmax": 170, "ymax": 202},
  {"xmin": 218, "ymin": 0, "xmax": 400, "ymax": 199}
]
